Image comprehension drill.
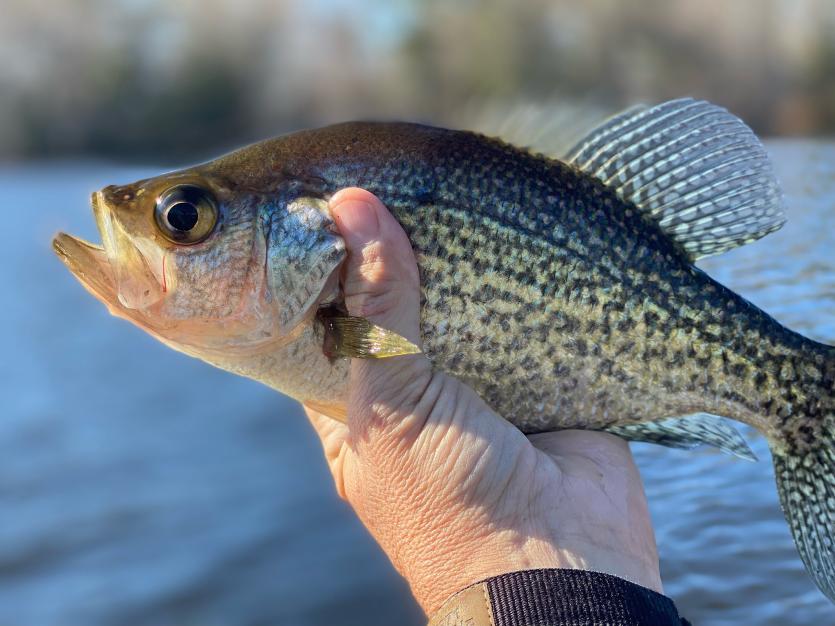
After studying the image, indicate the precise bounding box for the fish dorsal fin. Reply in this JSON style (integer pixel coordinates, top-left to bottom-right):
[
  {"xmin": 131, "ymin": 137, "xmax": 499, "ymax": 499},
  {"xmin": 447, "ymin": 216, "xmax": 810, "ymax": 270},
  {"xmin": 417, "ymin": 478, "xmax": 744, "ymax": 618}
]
[
  {"xmin": 450, "ymin": 99, "xmax": 614, "ymax": 159},
  {"xmin": 565, "ymin": 98, "xmax": 786, "ymax": 260}
]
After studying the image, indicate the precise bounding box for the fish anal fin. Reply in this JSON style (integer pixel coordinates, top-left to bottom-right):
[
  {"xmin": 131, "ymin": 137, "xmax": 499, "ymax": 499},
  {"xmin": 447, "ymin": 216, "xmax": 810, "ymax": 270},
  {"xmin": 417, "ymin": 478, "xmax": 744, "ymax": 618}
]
[{"xmin": 603, "ymin": 413, "xmax": 757, "ymax": 462}]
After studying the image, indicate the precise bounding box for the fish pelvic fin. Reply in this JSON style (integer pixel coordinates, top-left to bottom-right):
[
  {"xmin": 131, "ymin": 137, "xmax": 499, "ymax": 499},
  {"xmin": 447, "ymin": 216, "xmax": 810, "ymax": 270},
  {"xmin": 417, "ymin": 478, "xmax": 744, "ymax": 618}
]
[
  {"xmin": 771, "ymin": 353, "xmax": 835, "ymax": 603},
  {"xmin": 565, "ymin": 98, "xmax": 786, "ymax": 261},
  {"xmin": 603, "ymin": 413, "xmax": 757, "ymax": 461}
]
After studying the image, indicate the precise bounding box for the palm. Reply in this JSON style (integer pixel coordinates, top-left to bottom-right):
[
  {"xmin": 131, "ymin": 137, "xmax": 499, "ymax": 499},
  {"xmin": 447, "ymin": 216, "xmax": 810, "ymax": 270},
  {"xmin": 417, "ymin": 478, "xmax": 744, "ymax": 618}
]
[{"xmin": 305, "ymin": 372, "xmax": 661, "ymax": 610}]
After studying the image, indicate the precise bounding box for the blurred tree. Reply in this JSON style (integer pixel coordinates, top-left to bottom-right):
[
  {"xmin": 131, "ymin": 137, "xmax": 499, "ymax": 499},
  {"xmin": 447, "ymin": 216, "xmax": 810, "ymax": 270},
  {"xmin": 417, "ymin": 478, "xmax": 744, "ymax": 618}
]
[{"xmin": 0, "ymin": 0, "xmax": 833, "ymax": 162}]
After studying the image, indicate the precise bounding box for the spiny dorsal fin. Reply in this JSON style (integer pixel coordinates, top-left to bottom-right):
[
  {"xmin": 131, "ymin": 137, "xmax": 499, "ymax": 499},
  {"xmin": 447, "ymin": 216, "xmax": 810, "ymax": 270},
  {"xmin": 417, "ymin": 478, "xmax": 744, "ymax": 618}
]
[
  {"xmin": 565, "ymin": 98, "xmax": 786, "ymax": 261},
  {"xmin": 450, "ymin": 99, "xmax": 614, "ymax": 159}
]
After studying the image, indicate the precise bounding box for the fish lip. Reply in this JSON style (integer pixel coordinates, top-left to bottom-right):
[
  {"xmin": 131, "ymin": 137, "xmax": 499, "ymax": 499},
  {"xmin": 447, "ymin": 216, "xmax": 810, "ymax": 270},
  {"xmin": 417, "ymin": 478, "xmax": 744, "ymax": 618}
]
[
  {"xmin": 90, "ymin": 190, "xmax": 118, "ymax": 264},
  {"xmin": 51, "ymin": 191, "xmax": 129, "ymax": 314},
  {"xmin": 52, "ymin": 232, "xmax": 113, "ymax": 299},
  {"xmin": 53, "ymin": 191, "xmax": 118, "ymax": 305}
]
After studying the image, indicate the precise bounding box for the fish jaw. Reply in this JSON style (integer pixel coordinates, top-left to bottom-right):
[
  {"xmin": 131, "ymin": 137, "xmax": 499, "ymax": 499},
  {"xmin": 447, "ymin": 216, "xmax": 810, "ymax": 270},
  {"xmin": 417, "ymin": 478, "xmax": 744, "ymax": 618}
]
[
  {"xmin": 53, "ymin": 232, "xmax": 119, "ymax": 315},
  {"xmin": 53, "ymin": 189, "xmax": 167, "ymax": 316},
  {"xmin": 52, "ymin": 231, "xmax": 175, "ymax": 335},
  {"xmin": 52, "ymin": 228, "xmax": 351, "ymax": 409}
]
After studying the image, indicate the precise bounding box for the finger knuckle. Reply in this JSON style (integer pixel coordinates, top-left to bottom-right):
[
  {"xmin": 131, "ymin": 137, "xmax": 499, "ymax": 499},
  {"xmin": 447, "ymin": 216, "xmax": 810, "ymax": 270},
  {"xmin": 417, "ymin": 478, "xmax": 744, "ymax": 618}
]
[
  {"xmin": 343, "ymin": 257, "xmax": 413, "ymax": 319},
  {"xmin": 349, "ymin": 239, "xmax": 419, "ymax": 285},
  {"xmin": 343, "ymin": 285, "xmax": 404, "ymax": 319}
]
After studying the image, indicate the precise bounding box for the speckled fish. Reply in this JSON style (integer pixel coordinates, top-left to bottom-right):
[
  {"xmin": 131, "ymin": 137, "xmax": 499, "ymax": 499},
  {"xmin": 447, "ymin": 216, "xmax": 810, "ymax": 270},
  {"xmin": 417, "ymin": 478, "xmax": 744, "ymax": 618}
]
[{"xmin": 53, "ymin": 99, "xmax": 835, "ymax": 601}]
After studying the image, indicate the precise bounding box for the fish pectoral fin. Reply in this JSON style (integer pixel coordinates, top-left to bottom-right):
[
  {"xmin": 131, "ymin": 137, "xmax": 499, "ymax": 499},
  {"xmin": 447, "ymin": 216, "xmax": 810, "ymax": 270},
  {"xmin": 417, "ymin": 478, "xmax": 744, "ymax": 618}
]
[
  {"xmin": 317, "ymin": 307, "xmax": 422, "ymax": 359},
  {"xmin": 603, "ymin": 413, "xmax": 757, "ymax": 462},
  {"xmin": 565, "ymin": 98, "xmax": 786, "ymax": 261}
]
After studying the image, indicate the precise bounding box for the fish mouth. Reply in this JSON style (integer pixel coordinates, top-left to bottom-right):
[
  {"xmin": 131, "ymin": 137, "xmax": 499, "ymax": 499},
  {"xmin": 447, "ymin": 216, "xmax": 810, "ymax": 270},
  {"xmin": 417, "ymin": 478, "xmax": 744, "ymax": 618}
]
[
  {"xmin": 52, "ymin": 233, "xmax": 117, "ymax": 309},
  {"xmin": 52, "ymin": 225, "xmax": 190, "ymax": 350},
  {"xmin": 52, "ymin": 191, "xmax": 169, "ymax": 330}
]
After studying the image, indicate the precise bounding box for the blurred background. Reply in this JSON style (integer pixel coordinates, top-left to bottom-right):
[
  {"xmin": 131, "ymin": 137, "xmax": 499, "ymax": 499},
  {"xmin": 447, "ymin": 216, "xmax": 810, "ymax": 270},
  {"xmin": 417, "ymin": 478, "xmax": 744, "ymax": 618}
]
[
  {"xmin": 2, "ymin": 0, "xmax": 835, "ymax": 624},
  {"xmin": 2, "ymin": 0, "xmax": 835, "ymax": 164}
]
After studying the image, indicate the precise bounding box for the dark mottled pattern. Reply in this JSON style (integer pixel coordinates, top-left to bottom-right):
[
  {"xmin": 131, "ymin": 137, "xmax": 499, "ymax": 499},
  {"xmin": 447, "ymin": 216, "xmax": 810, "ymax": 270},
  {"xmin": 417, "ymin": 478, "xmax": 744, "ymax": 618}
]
[{"xmin": 203, "ymin": 122, "xmax": 834, "ymax": 448}]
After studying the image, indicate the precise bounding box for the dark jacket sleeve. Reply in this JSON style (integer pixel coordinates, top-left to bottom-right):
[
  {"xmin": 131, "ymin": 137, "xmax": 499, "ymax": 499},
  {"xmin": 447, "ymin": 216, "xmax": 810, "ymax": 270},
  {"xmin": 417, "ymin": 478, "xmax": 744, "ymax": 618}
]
[{"xmin": 428, "ymin": 568, "xmax": 690, "ymax": 626}]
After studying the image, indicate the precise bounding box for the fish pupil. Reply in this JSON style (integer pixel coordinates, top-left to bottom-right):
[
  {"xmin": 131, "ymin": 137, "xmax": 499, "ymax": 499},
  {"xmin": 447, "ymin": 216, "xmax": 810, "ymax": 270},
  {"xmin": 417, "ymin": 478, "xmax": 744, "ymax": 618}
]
[{"xmin": 167, "ymin": 202, "xmax": 199, "ymax": 231}]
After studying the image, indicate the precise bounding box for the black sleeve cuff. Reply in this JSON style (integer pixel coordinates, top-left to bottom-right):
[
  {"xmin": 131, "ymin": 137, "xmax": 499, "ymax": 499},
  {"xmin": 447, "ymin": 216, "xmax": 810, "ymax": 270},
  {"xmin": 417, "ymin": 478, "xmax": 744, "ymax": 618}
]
[
  {"xmin": 487, "ymin": 568, "xmax": 687, "ymax": 626},
  {"xmin": 428, "ymin": 568, "xmax": 689, "ymax": 626}
]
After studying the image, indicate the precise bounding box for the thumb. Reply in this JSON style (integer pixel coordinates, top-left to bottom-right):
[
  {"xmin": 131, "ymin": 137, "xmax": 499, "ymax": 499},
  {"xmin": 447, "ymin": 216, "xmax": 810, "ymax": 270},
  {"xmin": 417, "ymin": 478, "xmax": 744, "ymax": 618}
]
[
  {"xmin": 330, "ymin": 188, "xmax": 421, "ymax": 344},
  {"xmin": 329, "ymin": 188, "xmax": 433, "ymax": 436}
]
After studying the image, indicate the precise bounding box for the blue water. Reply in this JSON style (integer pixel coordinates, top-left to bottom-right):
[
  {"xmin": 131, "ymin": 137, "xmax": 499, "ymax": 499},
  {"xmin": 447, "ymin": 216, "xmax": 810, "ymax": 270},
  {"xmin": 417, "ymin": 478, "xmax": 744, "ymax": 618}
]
[{"xmin": 1, "ymin": 142, "xmax": 834, "ymax": 625}]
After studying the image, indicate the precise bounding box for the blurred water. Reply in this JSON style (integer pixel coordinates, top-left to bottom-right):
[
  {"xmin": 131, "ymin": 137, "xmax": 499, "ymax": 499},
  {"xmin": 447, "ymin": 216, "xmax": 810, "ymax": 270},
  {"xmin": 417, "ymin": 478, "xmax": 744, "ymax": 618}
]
[{"xmin": 0, "ymin": 142, "xmax": 834, "ymax": 625}]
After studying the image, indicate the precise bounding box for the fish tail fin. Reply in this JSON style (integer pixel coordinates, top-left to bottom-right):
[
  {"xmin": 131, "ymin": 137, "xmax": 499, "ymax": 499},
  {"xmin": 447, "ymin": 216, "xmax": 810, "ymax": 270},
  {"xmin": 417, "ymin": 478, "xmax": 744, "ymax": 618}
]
[{"xmin": 771, "ymin": 350, "xmax": 835, "ymax": 601}]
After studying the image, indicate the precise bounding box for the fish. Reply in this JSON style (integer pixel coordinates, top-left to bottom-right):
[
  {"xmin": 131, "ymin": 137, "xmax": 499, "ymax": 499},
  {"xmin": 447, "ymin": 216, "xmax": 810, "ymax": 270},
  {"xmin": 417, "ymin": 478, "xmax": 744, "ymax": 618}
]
[{"xmin": 53, "ymin": 98, "xmax": 835, "ymax": 602}]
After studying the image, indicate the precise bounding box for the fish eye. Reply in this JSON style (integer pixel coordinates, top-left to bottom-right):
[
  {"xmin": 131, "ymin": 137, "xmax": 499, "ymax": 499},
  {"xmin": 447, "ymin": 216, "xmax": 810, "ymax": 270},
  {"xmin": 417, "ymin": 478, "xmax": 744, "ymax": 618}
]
[{"xmin": 154, "ymin": 185, "xmax": 218, "ymax": 245}]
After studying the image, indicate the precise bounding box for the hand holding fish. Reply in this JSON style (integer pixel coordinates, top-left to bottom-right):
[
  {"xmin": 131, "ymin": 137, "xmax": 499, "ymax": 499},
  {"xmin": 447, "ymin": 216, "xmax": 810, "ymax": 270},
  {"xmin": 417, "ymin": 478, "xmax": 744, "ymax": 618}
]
[{"xmin": 304, "ymin": 189, "xmax": 662, "ymax": 614}]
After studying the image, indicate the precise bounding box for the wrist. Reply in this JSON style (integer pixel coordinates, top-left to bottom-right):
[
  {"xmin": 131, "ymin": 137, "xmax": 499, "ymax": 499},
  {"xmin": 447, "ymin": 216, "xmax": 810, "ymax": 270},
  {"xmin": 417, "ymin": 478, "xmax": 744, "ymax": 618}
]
[
  {"xmin": 405, "ymin": 534, "xmax": 573, "ymax": 614},
  {"xmin": 401, "ymin": 529, "xmax": 661, "ymax": 614}
]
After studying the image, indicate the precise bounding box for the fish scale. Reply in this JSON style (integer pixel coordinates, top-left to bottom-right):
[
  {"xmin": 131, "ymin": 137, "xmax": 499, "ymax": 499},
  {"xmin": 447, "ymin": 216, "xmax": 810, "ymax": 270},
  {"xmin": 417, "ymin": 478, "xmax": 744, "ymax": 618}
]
[{"xmin": 308, "ymin": 166, "xmax": 790, "ymax": 438}]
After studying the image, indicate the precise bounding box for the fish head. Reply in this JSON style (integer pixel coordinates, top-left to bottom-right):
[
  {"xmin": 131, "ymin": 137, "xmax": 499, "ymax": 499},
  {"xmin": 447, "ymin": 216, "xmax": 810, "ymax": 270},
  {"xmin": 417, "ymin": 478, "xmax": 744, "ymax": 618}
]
[{"xmin": 53, "ymin": 166, "xmax": 346, "ymax": 364}]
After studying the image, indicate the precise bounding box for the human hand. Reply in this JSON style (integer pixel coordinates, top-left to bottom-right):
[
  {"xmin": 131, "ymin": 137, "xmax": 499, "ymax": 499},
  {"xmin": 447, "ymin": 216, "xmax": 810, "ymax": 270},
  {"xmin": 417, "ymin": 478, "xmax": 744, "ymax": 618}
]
[{"xmin": 304, "ymin": 188, "xmax": 662, "ymax": 615}]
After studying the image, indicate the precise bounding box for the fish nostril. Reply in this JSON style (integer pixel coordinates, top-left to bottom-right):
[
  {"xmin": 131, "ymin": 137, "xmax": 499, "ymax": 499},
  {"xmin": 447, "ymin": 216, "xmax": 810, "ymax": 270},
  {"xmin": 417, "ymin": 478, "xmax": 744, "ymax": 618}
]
[{"xmin": 100, "ymin": 184, "xmax": 135, "ymax": 204}]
